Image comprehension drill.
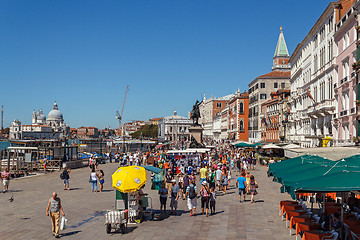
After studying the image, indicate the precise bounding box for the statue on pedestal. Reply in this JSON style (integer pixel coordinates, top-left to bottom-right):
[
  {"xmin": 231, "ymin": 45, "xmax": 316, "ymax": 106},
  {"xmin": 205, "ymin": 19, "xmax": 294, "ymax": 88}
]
[{"xmin": 190, "ymin": 100, "xmax": 201, "ymax": 126}]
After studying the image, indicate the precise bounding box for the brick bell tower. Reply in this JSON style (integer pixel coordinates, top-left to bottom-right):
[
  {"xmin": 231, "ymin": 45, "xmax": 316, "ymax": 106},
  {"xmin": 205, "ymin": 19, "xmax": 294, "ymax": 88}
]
[{"xmin": 272, "ymin": 27, "xmax": 290, "ymax": 72}]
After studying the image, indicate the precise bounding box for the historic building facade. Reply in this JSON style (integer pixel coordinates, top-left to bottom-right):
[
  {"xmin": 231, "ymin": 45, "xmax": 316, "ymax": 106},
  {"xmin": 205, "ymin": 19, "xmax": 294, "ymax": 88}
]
[
  {"xmin": 260, "ymin": 90, "xmax": 290, "ymax": 142},
  {"xmin": 288, "ymin": 0, "xmax": 356, "ymax": 147},
  {"xmin": 333, "ymin": 5, "xmax": 358, "ymax": 146},
  {"xmin": 248, "ymin": 28, "xmax": 291, "ymax": 143},
  {"xmin": 158, "ymin": 111, "xmax": 192, "ymax": 142},
  {"xmin": 199, "ymin": 94, "xmax": 233, "ymax": 138},
  {"xmin": 9, "ymin": 102, "xmax": 69, "ymax": 140},
  {"xmin": 227, "ymin": 91, "xmax": 249, "ymax": 142}
]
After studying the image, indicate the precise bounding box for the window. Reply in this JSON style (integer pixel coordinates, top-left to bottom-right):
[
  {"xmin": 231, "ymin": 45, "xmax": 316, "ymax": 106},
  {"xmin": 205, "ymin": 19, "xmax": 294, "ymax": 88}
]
[
  {"xmin": 329, "ymin": 15, "xmax": 333, "ymax": 32},
  {"xmin": 239, "ymin": 120, "xmax": 244, "ymax": 131},
  {"xmin": 260, "ymin": 94, "xmax": 267, "ymax": 99},
  {"xmin": 314, "ymin": 55, "xmax": 318, "ymax": 72},
  {"xmin": 216, "ymin": 102, "xmax": 222, "ymax": 108},
  {"xmin": 281, "ymin": 82, "xmax": 286, "ymax": 89},
  {"xmin": 239, "ymin": 102, "xmax": 244, "ymax": 114},
  {"xmin": 274, "ymin": 82, "xmax": 278, "ymax": 88},
  {"xmin": 255, "ymin": 83, "xmax": 259, "ymax": 89},
  {"xmin": 329, "ymin": 78, "xmax": 333, "ymax": 99}
]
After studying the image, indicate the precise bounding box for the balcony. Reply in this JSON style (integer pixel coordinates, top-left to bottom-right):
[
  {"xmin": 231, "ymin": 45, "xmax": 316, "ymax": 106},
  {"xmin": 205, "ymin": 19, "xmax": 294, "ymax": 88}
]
[
  {"xmin": 340, "ymin": 76, "xmax": 348, "ymax": 85},
  {"xmin": 307, "ymin": 99, "xmax": 335, "ymax": 118},
  {"xmin": 351, "ymin": 72, "xmax": 356, "ymax": 79},
  {"xmin": 340, "ymin": 110, "xmax": 348, "ymax": 117}
]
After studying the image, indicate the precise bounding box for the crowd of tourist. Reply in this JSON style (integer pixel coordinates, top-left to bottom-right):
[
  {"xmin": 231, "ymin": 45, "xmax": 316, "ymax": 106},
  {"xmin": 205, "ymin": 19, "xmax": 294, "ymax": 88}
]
[{"xmin": 151, "ymin": 144, "xmax": 260, "ymax": 217}]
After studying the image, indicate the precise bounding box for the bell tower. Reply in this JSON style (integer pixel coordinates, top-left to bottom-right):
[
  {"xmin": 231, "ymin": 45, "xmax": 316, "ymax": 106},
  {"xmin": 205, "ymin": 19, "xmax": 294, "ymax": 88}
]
[{"xmin": 272, "ymin": 27, "xmax": 290, "ymax": 71}]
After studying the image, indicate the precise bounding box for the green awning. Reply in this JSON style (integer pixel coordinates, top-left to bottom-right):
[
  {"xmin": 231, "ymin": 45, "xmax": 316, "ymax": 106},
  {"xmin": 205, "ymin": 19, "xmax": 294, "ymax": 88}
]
[
  {"xmin": 295, "ymin": 171, "xmax": 360, "ymax": 193},
  {"xmin": 250, "ymin": 143, "xmax": 262, "ymax": 147},
  {"xmin": 268, "ymin": 155, "xmax": 331, "ymax": 176},
  {"xmin": 141, "ymin": 165, "xmax": 163, "ymax": 174},
  {"xmin": 341, "ymin": 154, "xmax": 360, "ymax": 166},
  {"xmin": 281, "ymin": 159, "xmax": 360, "ymax": 199},
  {"xmin": 235, "ymin": 142, "xmax": 251, "ymax": 148}
]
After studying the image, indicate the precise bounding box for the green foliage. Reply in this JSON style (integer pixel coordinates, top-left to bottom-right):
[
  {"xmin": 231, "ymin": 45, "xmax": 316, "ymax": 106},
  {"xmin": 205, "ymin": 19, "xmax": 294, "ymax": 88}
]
[{"xmin": 131, "ymin": 124, "xmax": 158, "ymax": 139}]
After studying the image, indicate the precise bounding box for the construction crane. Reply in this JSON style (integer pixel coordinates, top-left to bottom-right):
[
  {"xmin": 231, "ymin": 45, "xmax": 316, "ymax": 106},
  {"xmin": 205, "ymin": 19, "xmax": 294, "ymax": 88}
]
[{"xmin": 116, "ymin": 85, "xmax": 129, "ymax": 137}]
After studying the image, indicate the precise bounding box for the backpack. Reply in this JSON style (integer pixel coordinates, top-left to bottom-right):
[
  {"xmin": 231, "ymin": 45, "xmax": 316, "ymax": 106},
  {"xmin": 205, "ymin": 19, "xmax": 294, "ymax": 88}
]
[
  {"xmin": 188, "ymin": 186, "xmax": 196, "ymax": 199},
  {"xmin": 60, "ymin": 172, "xmax": 65, "ymax": 180},
  {"xmin": 210, "ymin": 173, "xmax": 215, "ymax": 183}
]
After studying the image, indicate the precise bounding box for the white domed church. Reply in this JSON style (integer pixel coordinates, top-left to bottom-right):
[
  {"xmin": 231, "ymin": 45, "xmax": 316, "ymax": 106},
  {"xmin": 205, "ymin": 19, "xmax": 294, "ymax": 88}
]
[{"xmin": 10, "ymin": 102, "xmax": 69, "ymax": 140}]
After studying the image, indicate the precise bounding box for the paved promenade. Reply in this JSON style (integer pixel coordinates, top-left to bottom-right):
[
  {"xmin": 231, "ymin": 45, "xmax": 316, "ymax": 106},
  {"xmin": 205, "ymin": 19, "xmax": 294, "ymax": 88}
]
[{"xmin": 0, "ymin": 163, "xmax": 294, "ymax": 240}]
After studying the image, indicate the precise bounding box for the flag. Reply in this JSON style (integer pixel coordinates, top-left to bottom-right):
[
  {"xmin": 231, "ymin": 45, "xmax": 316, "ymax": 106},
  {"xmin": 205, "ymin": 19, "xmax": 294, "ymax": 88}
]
[
  {"xmin": 264, "ymin": 118, "xmax": 267, "ymax": 126},
  {"xmin": 306, "ymin": 86, "xmax": 316, "ymax": 103},
  {"xmin": 268, "ymin": 116, "xmax": 272, "ymax": 125}
]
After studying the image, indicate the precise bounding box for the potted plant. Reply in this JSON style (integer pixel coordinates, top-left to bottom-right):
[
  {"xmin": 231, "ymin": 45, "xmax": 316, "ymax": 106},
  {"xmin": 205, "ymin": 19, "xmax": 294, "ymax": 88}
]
[{"xmin": 354, "ymin": 136, "xmax": 360, "ymax": 146}]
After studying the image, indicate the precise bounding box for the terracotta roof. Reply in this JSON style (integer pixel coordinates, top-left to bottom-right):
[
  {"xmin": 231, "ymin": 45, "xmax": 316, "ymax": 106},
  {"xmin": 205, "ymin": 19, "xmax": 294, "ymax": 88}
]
[{"xmin": 258, "ymin": 71, "xmax": 290, "ymax": 78}]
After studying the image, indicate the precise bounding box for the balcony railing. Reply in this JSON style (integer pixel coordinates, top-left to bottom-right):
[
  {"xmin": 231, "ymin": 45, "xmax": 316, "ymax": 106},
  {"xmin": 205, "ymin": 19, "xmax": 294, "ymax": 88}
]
[
  {"xmin": 340, "ymin": 76, "xmax": 348, "ymax": 85},
  {"xmin": 351, "ymin": 72, "xmax": 356, "ymax": 79},
  {"xmin": 340, "ymin": 110, "xmax": 348, "ymax": 116},
  {"xmin": 351, "ymin": 107, "xmax": 356, "ymax": 114}
]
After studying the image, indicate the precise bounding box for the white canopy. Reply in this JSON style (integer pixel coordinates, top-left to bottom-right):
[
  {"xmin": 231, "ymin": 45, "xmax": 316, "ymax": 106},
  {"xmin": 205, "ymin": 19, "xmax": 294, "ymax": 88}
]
[
  {"xmin": 282, "ymin": 144, "xmax": 302, "ymax": 149},
  {"xmin": 262, "ymin": 143, "xmax": 282, "ymax": 149}
]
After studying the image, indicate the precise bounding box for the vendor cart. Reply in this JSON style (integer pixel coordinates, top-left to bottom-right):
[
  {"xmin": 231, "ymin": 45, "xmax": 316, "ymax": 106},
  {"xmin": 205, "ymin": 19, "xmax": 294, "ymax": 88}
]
[
  {"xmin": 104, "ymin": 210, "xmax": 128, "ymax": 234},
  {"xmin": 106, "ymin": 165, "xmax": 154, "ymax": 234}
]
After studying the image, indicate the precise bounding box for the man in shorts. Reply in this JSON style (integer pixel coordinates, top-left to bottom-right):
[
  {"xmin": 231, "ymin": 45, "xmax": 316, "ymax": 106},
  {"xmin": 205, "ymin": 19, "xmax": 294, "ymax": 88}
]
[
  {"xmin": 236, "ymin": 172, "xmax": 247, "ymax": 202},
  {"xmin": 1, "ymin": 167, "xmax": 11, "ymax": 193},
  {"xmin": 185, "ymin": 180, "xmax": 198, "ymax": 216}
]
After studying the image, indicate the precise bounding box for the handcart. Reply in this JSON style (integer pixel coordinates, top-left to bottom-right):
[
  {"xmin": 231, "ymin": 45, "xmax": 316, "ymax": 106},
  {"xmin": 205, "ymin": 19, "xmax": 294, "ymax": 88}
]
[{"xmin": 104, "ymin": 209, "xmax": 128, "ymax": 234}]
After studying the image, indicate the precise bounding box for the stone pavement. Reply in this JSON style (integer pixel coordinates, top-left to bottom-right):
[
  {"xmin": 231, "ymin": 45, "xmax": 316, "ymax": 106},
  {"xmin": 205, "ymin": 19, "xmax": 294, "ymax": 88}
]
[{"xmin": 0, "ymin": 163, "xmax": 294, "ymax": 240}]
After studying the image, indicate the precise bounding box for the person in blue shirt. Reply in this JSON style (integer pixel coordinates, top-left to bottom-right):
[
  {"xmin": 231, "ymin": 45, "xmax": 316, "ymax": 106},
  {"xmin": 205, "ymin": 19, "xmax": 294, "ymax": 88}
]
[{"xmin": 236, "ymin": 172, "xmax": 247, "ymax": 202}]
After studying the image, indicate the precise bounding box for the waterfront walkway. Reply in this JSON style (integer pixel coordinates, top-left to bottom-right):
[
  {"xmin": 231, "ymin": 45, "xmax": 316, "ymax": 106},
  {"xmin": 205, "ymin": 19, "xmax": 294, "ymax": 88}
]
[{"xmin": 0, "ymin": 163, "xmax": 294, "ymax": 240}]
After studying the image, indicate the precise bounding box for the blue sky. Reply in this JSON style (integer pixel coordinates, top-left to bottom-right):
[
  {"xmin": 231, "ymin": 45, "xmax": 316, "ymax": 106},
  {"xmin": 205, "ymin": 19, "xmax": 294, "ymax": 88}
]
[{"xmin": 0, "ymin": 0, "xmax": 330, "ymax": 128}]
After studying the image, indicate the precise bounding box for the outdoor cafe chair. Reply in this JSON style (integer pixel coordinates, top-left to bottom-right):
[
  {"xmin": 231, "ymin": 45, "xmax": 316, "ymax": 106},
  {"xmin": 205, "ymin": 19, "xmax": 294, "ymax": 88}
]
[{"xmin": 322, "ymin": 230, "xmax": 339, "ymax": 240}]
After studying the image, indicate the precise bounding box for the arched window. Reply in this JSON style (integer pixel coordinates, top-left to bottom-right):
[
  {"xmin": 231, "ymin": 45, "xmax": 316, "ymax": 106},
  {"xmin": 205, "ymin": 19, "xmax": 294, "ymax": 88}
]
[
  {"xmin": 239, "ymin": 102, "xmax": 244, "ymax": 114},
  {"xmin": 239, "ymin": 120, "xmax": 244, "ymax": 131}
]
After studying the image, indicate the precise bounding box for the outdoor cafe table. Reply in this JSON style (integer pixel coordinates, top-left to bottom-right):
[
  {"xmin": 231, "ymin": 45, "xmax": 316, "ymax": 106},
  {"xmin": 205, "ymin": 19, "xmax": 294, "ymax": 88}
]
[
  {"xmin": 280, "ymin": 201, "xmax": 298, "ymax": 213},
  {"xmin": 324, "ymin": 206, "xmax": 340, "ymax": 215},
  {"xmin": 302, "ymin": 230, "xmax": 331, "ymax": 240},
  {"xmin": 286, "ymin": 210, "xmax": 308, "ymax": 221},
  {"xmin": 283, "ymin": 204, "xmax": 303, "ymax": 216},
  {"xmin": 290, "ymin": 215, "xmax": 313, "ymax": 229},
  {"xmin": 296, "ymin": 222, "xmax": 320, "ymax": 236},
  {"xmin": 324, "ymin": 202, "xmax": 340, "ymax": 207}
]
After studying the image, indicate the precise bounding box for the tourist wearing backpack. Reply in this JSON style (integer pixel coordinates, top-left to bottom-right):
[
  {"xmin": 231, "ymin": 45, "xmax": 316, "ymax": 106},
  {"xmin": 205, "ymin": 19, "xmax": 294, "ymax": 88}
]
[
  {"xmin": 185, "ymin": 180, "xmax": 197, "ymax": 217},
  {"xmin": 61, "ymin": 167, "xmax": 71, "ymax": 191}
]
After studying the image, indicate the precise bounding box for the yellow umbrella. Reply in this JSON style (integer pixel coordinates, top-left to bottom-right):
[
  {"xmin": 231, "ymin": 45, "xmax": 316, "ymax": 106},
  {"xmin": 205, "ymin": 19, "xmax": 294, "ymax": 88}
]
[{"xmin": 112, "ymin": 166, "xmax": 147, "ymax": 193}]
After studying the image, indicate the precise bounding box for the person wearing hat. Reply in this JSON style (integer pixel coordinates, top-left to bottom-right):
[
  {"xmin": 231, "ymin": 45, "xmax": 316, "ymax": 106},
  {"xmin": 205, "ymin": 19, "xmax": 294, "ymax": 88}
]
[
  {"xmin": 170, "ymin": 179, "xmax": 180, "ymax": 215},
  {"xmin": 200, "ymin": 181, "xmax": 210, "ymax": 217}
]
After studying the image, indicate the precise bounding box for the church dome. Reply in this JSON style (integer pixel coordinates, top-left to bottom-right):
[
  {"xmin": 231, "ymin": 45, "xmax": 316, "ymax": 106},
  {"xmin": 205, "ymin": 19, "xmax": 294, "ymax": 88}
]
[
  {"xmin": 47, "ymin": 102, "xmax": 63, "ymax": 121},
  {"xmin": 37, "ymin": 110, "xmax": 46, "ymax": 121}
]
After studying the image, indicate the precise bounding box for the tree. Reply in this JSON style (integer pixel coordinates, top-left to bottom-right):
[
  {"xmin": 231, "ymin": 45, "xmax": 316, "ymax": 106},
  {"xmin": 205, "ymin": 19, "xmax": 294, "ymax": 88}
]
[{"xmin": 131, "ymin": 124, "xmax": 158, "ymax": 139}]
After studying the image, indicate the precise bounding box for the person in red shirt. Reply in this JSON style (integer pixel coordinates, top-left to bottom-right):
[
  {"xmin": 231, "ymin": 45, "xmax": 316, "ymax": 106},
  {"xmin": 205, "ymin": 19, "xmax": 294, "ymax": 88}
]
[{"xmin": 163, "ymin": 161, "xmax": 170, "ymax": 175}]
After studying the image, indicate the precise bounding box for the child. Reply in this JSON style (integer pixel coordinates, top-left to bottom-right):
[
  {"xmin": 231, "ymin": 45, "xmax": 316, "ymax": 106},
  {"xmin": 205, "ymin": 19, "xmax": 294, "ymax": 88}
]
[{"xmin": 210, "ymin": 187, "xmax": 216, "ymax": 214}]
